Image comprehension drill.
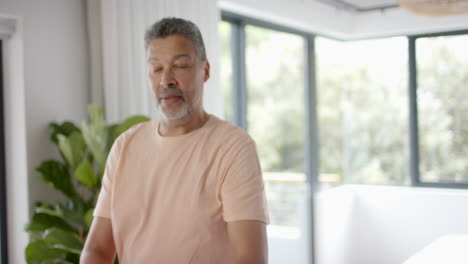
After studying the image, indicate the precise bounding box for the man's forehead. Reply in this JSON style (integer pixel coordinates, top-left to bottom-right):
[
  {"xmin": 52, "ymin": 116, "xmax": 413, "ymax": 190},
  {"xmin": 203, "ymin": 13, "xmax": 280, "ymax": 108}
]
[{"xmin": 148, "ymin": 35, "xmax": 195, "ymax": 50}]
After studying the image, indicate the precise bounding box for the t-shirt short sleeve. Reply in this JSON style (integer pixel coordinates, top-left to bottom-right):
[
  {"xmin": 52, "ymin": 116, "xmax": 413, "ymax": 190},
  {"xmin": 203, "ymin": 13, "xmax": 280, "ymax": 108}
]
[
  {"xmin": 94, "ymin": 136, "xmax": 123, "ymax": 219},
  {"xmin": 220, "ymin": 139, "xmax": 270, "ymax": 224}
]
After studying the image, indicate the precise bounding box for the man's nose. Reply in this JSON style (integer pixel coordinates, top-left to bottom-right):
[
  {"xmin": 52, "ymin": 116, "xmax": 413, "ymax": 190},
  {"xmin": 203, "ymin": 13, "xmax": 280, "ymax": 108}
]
[{"xmin": 160, "ymin": 69, "xmax": 176, "ymax": 88}]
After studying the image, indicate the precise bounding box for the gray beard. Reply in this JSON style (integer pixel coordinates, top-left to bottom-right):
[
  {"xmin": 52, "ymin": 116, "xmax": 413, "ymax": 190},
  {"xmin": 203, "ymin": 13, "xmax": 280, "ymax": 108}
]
[{"xmin": 158, "ymin": 103, "xmax": 193, "ymax": 121}]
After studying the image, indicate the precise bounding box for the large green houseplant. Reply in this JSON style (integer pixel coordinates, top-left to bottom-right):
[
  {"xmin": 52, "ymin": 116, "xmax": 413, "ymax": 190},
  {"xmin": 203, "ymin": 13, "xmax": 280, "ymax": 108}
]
[{"xmin": 24, "ymin": 105, "xmax": 150, "ymax": 264}]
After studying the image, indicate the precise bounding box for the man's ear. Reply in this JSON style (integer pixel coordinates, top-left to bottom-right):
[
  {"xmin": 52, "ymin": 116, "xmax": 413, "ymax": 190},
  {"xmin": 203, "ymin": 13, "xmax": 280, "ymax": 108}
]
[{"xmin": 203, "ymin": 60, "xmax": 210, "ymax": 82}]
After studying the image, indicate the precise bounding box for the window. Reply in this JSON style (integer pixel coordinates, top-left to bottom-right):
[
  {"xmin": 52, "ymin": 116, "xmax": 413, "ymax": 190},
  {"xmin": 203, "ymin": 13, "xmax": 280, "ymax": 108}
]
[
  {"xmin": 316, "ymin": 37, "xmax": 409, "ymax": 185},
  {"xmin": 416, "ymin": 34, "xmax": 468, "ymax": 184}
]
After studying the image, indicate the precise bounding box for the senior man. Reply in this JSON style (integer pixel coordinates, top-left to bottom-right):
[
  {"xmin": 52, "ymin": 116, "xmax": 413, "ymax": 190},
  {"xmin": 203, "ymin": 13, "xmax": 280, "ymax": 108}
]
[{"xmin": 81, "ymin": 17, "xmax": 269, "ymax": 264}]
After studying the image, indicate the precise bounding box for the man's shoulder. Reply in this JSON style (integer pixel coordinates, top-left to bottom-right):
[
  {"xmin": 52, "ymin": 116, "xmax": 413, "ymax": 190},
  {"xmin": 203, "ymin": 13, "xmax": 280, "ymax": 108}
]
[
  {"xmin": 112, "ymin": 120, "xmax": 154, "ymax": 146},
  {"xmin": 208, "ymin": 115, "xmax": 255, "ymax": 146}
]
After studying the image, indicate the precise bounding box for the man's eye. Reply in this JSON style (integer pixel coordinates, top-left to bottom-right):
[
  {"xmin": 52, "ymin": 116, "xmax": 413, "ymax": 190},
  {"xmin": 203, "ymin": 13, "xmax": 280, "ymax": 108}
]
[
  {"xmin": 153, "ymin": 68, "xmax": 162, "ymax": 73},
  {"xmin": 174, "ymin": 64, "xmax": 189, "ymax": 68}
]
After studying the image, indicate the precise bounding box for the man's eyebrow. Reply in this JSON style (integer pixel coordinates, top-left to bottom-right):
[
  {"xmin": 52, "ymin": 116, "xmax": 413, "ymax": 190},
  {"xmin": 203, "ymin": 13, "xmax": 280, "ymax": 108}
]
[
  {"xmin": 173, "ymin": 54, "xmax": 192, "ymax": 60},
  {"xmin": 147, "ymin": 54, "xmax": 192, "ymax": 63},
  {"xmin": 147, "ymin": 57, "xmax": 159, "ymax": 63}
]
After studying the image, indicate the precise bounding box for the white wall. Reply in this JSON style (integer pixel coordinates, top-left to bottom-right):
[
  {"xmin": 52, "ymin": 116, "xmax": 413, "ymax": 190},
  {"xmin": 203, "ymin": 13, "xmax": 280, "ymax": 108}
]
[
  {"xmin": 315, "ymin": 186, "xmax": 356, "ymax": 264},
  {"xmin": 0, "ymin": 0, "xmax": 89, "ymax": 262},
  {"xmin": 315, "ymin": 185, "xmax": 468, "ymax": 264},
  {"xmin": 0, "ymin": 0, "xmax": 89, "ymax": 204},
  {"xmin": 268, "ymin": 227, "xmax": 309, "ymax": 264}
]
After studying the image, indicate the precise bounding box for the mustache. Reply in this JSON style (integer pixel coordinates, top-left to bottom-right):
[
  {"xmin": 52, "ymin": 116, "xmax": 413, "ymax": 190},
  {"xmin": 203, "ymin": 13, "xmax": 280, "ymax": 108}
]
[{"xmin": 158, "ymin": 87, "xmax": 185, "ymax": 99}]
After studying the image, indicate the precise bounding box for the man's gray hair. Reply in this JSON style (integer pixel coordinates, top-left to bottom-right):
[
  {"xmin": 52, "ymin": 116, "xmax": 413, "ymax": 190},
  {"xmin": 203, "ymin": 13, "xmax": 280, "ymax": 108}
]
[{"xmin": 144, "ymin": 17, "xmax": 207, "ymax": 61}]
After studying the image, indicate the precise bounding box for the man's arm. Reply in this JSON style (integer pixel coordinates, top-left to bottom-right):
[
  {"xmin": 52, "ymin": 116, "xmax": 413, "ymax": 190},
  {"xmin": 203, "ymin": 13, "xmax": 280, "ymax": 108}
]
[
  {"xmin": 80, "ymin": 216, "xmax": 116, "ymax": 264},
  {"xmin": 227, "ymin": 220, "xmax": 268, "ymax": 264}
]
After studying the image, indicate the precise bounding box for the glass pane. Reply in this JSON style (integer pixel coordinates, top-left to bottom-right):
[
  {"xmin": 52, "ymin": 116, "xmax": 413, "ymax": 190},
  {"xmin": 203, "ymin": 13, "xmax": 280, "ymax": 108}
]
[
  {"xmin": 245, "ymin": 25, "xmax": 308, "ymax": 264},
  {"xmin": 416, "ymin": 34, "xmax": 468, "ymax": 183},
  {"xmin": 316, "ymin": 37, "xmax": 408, "ymax": 185},
  {"xmin": 219, "ymin": 21, "xmax": 233, "ymax": 122}
]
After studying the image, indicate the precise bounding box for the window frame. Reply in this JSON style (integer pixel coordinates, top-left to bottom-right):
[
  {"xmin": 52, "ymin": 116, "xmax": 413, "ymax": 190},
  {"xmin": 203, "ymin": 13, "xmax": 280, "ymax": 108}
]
[
  {"xmin": 0, "ymin": 39, "xmax": 9, "ymax": 264},
  {"xmin": 408, "ymin": 30, "xmax": 468, "ymax": 189}
]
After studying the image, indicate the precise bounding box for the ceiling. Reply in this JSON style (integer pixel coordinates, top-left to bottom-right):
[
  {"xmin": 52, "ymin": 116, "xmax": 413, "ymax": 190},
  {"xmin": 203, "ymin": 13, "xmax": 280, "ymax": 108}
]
[
  {"xmin": 219, "ymin": 0, "xmax": 468, "ymax": 40},
  {"xmin": 316, "ymin": 0, "xmax": 399, "ymax": 13},
  {"xmin": 346, "ymin": 0, "xmax": 397, "ymax": 7}
]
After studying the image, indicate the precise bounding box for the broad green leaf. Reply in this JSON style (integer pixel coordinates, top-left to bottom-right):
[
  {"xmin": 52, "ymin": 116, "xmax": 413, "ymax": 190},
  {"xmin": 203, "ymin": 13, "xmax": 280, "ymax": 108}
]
[
  {"xmin": 64, "ymin": 196, "xmax": 92, "ymax": 220},
  {"xmin": 64, "ymin": 252, "xmax": 80, "ymax": 263},
  {"xmin": 49, "ymin": 122, "xmax": 80, "ymax": 144},
  {"xmin": 25, "ymin": 213, "xmax": 76, "ymax": 234},
  {"xmin": 58, "ymin": 204, "xmax": 87, "ymax": 229},
  {"xmin": 35, "ymin": 207, "xmax": 63, "ymax": 218},
  {"xmin": 88, "ymin": 104, "xmax": 105, "ymax": 123},
  {"xmin": 107, "ymin": 124, "xmax": 119, "ymax": 148},
  {"xmin": 25, "ymin": 240, "xmax": 67, "ymax": 264},
  {"xmin": 75, "ymin": 161, "xmax": 97, "ymax": 190},
  {"xmin": 112, "ymin": 115, "xmax": 150, "ymax": 142},
  {"xmin": 41, "ymin": 260, "xmax": 74, "ymax": 264},
  {"xmin": 84, "ymin": 208, "xmax": 94, "ymax": 228},
  {"xmin": 33, "ymin": 201, "xmax": 53, "ymax": 210},
  {"xmin": 82, "ymin": 105, "xmax": 108, "ymax": 174},
  {"xmin": 36, "ymin": 160, "xmax": 76, "ymax": 198},
  {"xmin": 57, "ymin": 132, "xmax": 86, "ymax": 170},
  {"xmin": 42, "ymin": 227, "xmax": 83, "ymax": 255},
  {"xmin": 35, "ymin": 204, "xmax": 88, "ymax": 230}
]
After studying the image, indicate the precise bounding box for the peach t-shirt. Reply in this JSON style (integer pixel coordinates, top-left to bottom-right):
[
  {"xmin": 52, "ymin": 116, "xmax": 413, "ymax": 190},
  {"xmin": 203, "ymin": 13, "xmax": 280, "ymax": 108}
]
[{"xmin": 94, "ymin": 115, "xmax": 269, "ymax": 263}]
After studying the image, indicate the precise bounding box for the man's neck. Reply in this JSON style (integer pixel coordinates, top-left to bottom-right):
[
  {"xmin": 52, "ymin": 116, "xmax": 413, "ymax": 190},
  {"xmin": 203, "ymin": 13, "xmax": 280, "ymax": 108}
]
[{"xmin": 158, "ymin": 109, "xmax": 209, "ymax": 137}]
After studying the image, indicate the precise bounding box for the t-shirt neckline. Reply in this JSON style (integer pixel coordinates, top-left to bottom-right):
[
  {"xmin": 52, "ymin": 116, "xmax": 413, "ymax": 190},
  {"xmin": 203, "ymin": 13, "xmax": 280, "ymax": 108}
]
[{"xmin": 153, "ymin": 114, "xmax": 214, "ymax": 141}]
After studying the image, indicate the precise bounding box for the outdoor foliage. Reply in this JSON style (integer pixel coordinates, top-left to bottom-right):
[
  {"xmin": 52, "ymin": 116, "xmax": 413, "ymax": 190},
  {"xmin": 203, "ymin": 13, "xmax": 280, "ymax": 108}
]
[
  {"xmin": 417, "ymin": 35, "xmax": 468, "ymax": 182},
  {"xmin": 317, "ymin": 37, "xmax": 409, "ymax": 184}
]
